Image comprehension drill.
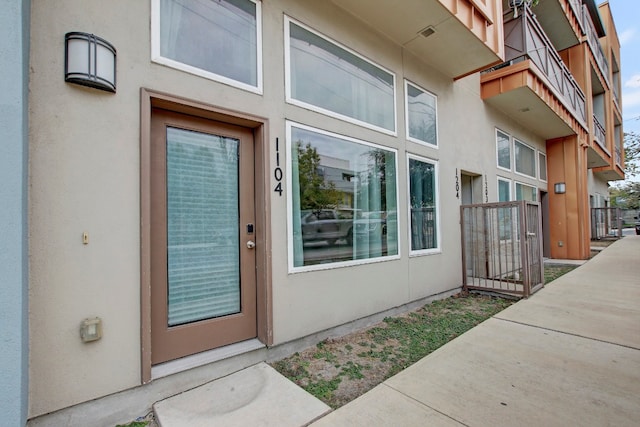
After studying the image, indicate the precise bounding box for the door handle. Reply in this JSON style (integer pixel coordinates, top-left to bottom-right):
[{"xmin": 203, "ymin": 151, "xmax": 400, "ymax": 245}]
[{"xmin": 247, "ymin": 240, "xmax": 256, "ymax": 249}]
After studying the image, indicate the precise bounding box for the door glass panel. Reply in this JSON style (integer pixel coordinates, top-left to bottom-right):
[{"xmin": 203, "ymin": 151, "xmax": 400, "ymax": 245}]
[{"xmin": 166, "ymin": 127, "xmax": 240, "ymax": 326}]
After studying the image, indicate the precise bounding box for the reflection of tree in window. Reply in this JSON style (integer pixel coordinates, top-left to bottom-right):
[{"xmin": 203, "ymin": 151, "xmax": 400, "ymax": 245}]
[
  {"xmin": 409, "ymin": 158, "xmax": 437, "ymax": 250},
  {"xmin": 407, "ymin": 84, "xmax": 437, "ymax": 145},
  {"xmin": 296, "ymin": 141, "xmax": 342, "ymax": 214}
]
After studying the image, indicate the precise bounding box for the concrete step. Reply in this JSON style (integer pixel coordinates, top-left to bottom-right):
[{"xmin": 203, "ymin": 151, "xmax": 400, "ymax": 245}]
[{"xmin": 153, "ymin": 362, "xmax": 331, "ymax": 427}]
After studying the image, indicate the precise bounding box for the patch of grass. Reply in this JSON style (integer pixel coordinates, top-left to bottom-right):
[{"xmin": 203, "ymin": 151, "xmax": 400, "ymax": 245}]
[
  {"xmin": 304, "ymin": 377, "xmax": 341, "ymax": 400},
  {"xmin": 116, "ymin": 422, "xmax": 148, "ymax": 427},
  {"xmin": 340, "ymin": 361, "xmax": 365, "ymax": 380},
  {"xmin": 272, "ymin": 353, "xmax": 310, "ymax": 382},
  {"xmin": 359, "ymin": 296, "xmax": 513, "ymax": 378},
  {"xmin": 313, "ymin": 340, "xmax": 338, "ymax": 362},
  {"xmin": 272, "ymin": 294, "xmax": 515, "ymax": 408}
]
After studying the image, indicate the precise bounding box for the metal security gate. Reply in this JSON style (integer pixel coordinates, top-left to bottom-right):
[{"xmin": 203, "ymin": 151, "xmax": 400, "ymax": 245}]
[
  {"xmin": 591, "ymin": 207, "xmax": 622, "ymax": 240},
  {"xmin": 461, "ymin": 201, "xmax": 543, "ymax": 298}
]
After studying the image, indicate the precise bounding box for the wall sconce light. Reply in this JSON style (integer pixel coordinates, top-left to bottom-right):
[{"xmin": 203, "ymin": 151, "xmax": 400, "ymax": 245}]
[
  {"xmin": 65, "ymin": 32, "xmax": 116, "ymax": 93},
  {"xmin": 554, "ymin": 182, "xmax": 566, "ymax": 194}
]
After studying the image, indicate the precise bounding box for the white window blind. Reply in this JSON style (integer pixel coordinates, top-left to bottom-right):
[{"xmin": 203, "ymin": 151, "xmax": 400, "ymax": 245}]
[
  {"xmin": 166, "ymin": 127, "xmax": 240, "ymax": 326},
  {"xmin": 157, "ymin": 0, "xmax": 259, "ymax": 89},
  {"xmin": 287, "ymin": 19, "xmax": 396, "ymax": 133}
]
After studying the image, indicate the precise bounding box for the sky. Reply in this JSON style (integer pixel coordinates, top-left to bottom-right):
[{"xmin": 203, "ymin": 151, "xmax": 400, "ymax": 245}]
[{"xmin": 607, "ymin": 0, "xmax": 640, "ymax": 135}]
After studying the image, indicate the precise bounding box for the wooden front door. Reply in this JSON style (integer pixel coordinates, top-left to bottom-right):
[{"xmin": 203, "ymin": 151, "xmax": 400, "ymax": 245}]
[{"xmin": 150, "ymin": 108, "xmax": 256, "ymax": 364}]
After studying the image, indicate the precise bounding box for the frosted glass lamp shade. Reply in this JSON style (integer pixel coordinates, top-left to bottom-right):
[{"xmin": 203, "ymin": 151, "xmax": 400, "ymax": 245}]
[{"xmin": 65, "ymin": 32, "xmax": 116, "ymax": 93}]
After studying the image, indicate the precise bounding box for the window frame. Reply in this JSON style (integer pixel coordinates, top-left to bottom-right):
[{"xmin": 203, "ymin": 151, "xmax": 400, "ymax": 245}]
[
  {"xmin": 538, "ymin": 151, "xmax": 547, "ymax": 182},
  {"xmin": 514, "ymin": 138, "xmax": 537, "ymax": 179},
  {"xmin": 404, "ymin": 80, "xmax": 438, "ymax": 148},
  {"xmin": 496, "ymin": 128, "xmax": 512, "ymax": 171},
  {"xmin": 497, "ymin": 176, "xmax": 512, "ymax": 202},
  {"xmin": 515, "ymin": 181, "xmax": 538, "ymax": 202},
  {"xmin": 151, "ymin": 0, "xmax": 263, "ymax": 94},
  {"xmin": 284, "ymin": 16, "xmax": 397, "ymax": 136},
  {"xmin": 286, "ymin": 121, "xmax": 401, "ymax": 273},
  {"xmin": 407, "ymin": 153, "xmax": 441, "ymax": 256}
]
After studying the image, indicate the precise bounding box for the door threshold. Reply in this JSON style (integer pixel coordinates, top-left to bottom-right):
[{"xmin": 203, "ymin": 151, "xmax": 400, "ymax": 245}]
[{"xmin": 151, "ymin": 339, "xmax": 265, "ymax": 380}]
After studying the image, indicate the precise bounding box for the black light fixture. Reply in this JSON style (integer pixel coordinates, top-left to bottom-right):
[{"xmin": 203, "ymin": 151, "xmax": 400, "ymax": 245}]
[
  {"xmin": 65, "ymin": 32, "xmax": 116, "ymax": 93},
  {"xmin": 554, "ymin": 182, "xmax": 566, "ymax": 194}
]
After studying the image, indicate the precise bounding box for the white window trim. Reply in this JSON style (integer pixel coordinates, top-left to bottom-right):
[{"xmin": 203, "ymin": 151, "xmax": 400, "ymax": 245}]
[
  {"xmin": 286, "ymin": 121, "xmax": 401, "ymax": 273},
  {"xmin": 284, "ymin": 16, "xmax": 398, "ymax": 137},
  {"xmin": 538, "ymin": 151, "xmax": 547, "ymax": 183},
  {"xmin": 515, "ymin": 181, "xmax": 538, "ymax": 202},
  {"xmin": 151, "ymin": 0, "xmax": 263, "ymax": 94},
  {"xmin": 406, "ymin": 153, "xmax": 441, "ymax": 257},
  {"xmin": 496, "ymin": 128, "xmax": 512, "ymax": 172},
  {"xmin": 497, "ymin": 176, "xmax": 512, "ymax": 202},
  {"xmin": 514, "ymin": 138, "xmax": 537, "ymax": 179},
  {"xmin": 404, "ymin": 80, "xmax": 438, "ymax": 148}
]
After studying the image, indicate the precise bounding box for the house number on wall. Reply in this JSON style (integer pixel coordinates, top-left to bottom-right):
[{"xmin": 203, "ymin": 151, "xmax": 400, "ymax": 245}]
[{"xmin": 274, "ymin": 137, "xmax": 283, "ymax": 196}]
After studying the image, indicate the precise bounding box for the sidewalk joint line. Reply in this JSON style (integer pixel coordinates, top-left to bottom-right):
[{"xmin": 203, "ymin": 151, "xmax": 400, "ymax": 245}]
[
  {"xmin": 492, "ymin": 316, "xmax": 640, "ymax": 351},
  {"xmin": 381, "ymin": 383, "xmax": 470, "ymax": 426}
]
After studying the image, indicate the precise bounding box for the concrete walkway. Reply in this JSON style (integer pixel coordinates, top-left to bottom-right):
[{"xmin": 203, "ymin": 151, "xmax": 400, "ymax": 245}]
[
  {"xmin": 154, "ymin": 237, "xmax": 640, "ymax": 426},
  {"xmin": 312, "ymin": 236, "xmax": 640, "ymax": 426}
]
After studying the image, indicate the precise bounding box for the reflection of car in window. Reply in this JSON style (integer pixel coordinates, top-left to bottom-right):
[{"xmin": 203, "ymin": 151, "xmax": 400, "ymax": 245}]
[
  {"xmin": 354, "ymin": 211, "xmax": 386, "ymax": 237},
  {"xmin": 300, "ymin": 209, "xmax": 354, "ymax": 245}
]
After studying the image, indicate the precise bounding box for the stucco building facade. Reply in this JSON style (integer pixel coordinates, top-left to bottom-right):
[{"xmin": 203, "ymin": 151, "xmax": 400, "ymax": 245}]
[{"xmin": 0, "ymin": 0, "xmax": 624, "ymax": 424}]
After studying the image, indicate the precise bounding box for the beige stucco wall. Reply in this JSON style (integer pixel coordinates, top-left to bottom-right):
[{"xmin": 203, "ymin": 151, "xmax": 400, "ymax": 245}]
[
  {"xmin": 29, "ymin": 0, "xmax": 549, "ymax": 417},
  {"xmin": 588, "ymin": 171, "xmax": 611, "ymax": 206}
]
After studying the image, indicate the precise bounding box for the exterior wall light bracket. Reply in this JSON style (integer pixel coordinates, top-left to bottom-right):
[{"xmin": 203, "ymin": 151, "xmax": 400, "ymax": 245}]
[
  {"xmin": 554, "ymin": 182, "xmax": 566, "ymax": 194},
  {"xmin": 65, "ymin": 32, "xmax": 116, "ymax": 93}
]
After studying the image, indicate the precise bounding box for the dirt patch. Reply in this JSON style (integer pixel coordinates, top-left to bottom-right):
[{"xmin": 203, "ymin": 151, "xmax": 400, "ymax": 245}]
[{"xmin": 271, "ymin": 293, "xmax": 514, "ymax": 409}]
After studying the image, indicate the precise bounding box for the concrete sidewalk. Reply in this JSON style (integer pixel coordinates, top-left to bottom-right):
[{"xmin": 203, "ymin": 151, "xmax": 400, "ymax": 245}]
[
  {"xmin": 312, "ymin": 236, "xmax": 640, "ymax": 426},
  {"xmin": 154, "ymin": 237, "xmax": 640, "ymax": 426}
]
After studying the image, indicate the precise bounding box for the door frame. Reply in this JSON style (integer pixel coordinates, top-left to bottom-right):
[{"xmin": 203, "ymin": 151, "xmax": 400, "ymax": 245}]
[{"xmin": 140, "ymin": 89, "xmax": 272, "ymax": 383}]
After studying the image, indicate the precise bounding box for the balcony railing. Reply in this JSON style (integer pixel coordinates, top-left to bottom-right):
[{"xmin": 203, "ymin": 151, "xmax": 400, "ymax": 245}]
[
  {"xmin": 568, "ymin": 0, "xmax": 585, "ymax": 34},
  {"xmin": 593, "ymin": 115, "xmax": 606, "ymax": 150},
  {"xmin": 494, "ymin": 5, "xmax": 586, "ymax": 124},
  {"xmin": 583, "ymin": 5, "xmax": 609, "ymax": 82}
]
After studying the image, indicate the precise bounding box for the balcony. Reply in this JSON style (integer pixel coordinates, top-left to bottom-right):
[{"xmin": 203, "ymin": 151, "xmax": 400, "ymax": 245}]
[
  {"xmin": 330, "ymin": 0, "xmax": 504, "ymax": 79},
  {"xmin": 529, "ymin": 0, "xmax": 584, "ymax": 51},
  {"xmin": 583, "ymin": 4, "xmax": 609, "ymax": 84},
  {"xmin": 592, "ymin": 115, "xmax": 606, "ymax": 150},
  {"xmin": 481, "ymin": 5, "xmax": 586, "ymax": 139},
  {"xmin": 593, "ymin": 159, "xmax": 624, "ymax": 181}
]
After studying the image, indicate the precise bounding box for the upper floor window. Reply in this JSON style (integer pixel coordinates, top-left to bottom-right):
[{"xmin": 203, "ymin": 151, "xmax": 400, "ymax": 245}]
[
  {"xmin": 152, "ymin": 0, "xmax": 262, "ymax": 93},
  {"xmin": 405, "ymin": 80, "xmax": 437, "ymax": 146},
  {"xmin": 496, "ymin": 130, "xmax": 511, "ymax": 170},
  {"xmin": 514, "ymin": 139, "xmax": 536, "ymax": 178},
  {"xmin": 285, "ymin": 17, "xmax": 396, "ymax": 134}
]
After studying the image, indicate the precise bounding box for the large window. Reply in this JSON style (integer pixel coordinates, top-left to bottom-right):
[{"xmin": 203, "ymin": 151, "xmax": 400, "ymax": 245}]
[
  {"xmin": 515, "ymin": 139, "xmax": 536, "ymax": 178},
  {"xmin": 515, "ymin": 182, "xmax": 537, "ymax": 202},
  {"xmin": 405, "ymin": 80, "xmax": 437, "ymax": 146},
  {"xmin": 288, "ymin": 122, "xmax": 399, "ymax": 271},
  {"xmin": 285, "ymin": 18, "xmax": 396, "ymax": 134},
  {"xmin": 152, "ymin": 0, "xmax": 262, "ymax": 92},
  {"xmin": 496, "ymin": 130, "xmax": 511, "ymax": 170},
  {"xmin": 408, "ymin": 155, "xmax": 439, "ymax": 254}
]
